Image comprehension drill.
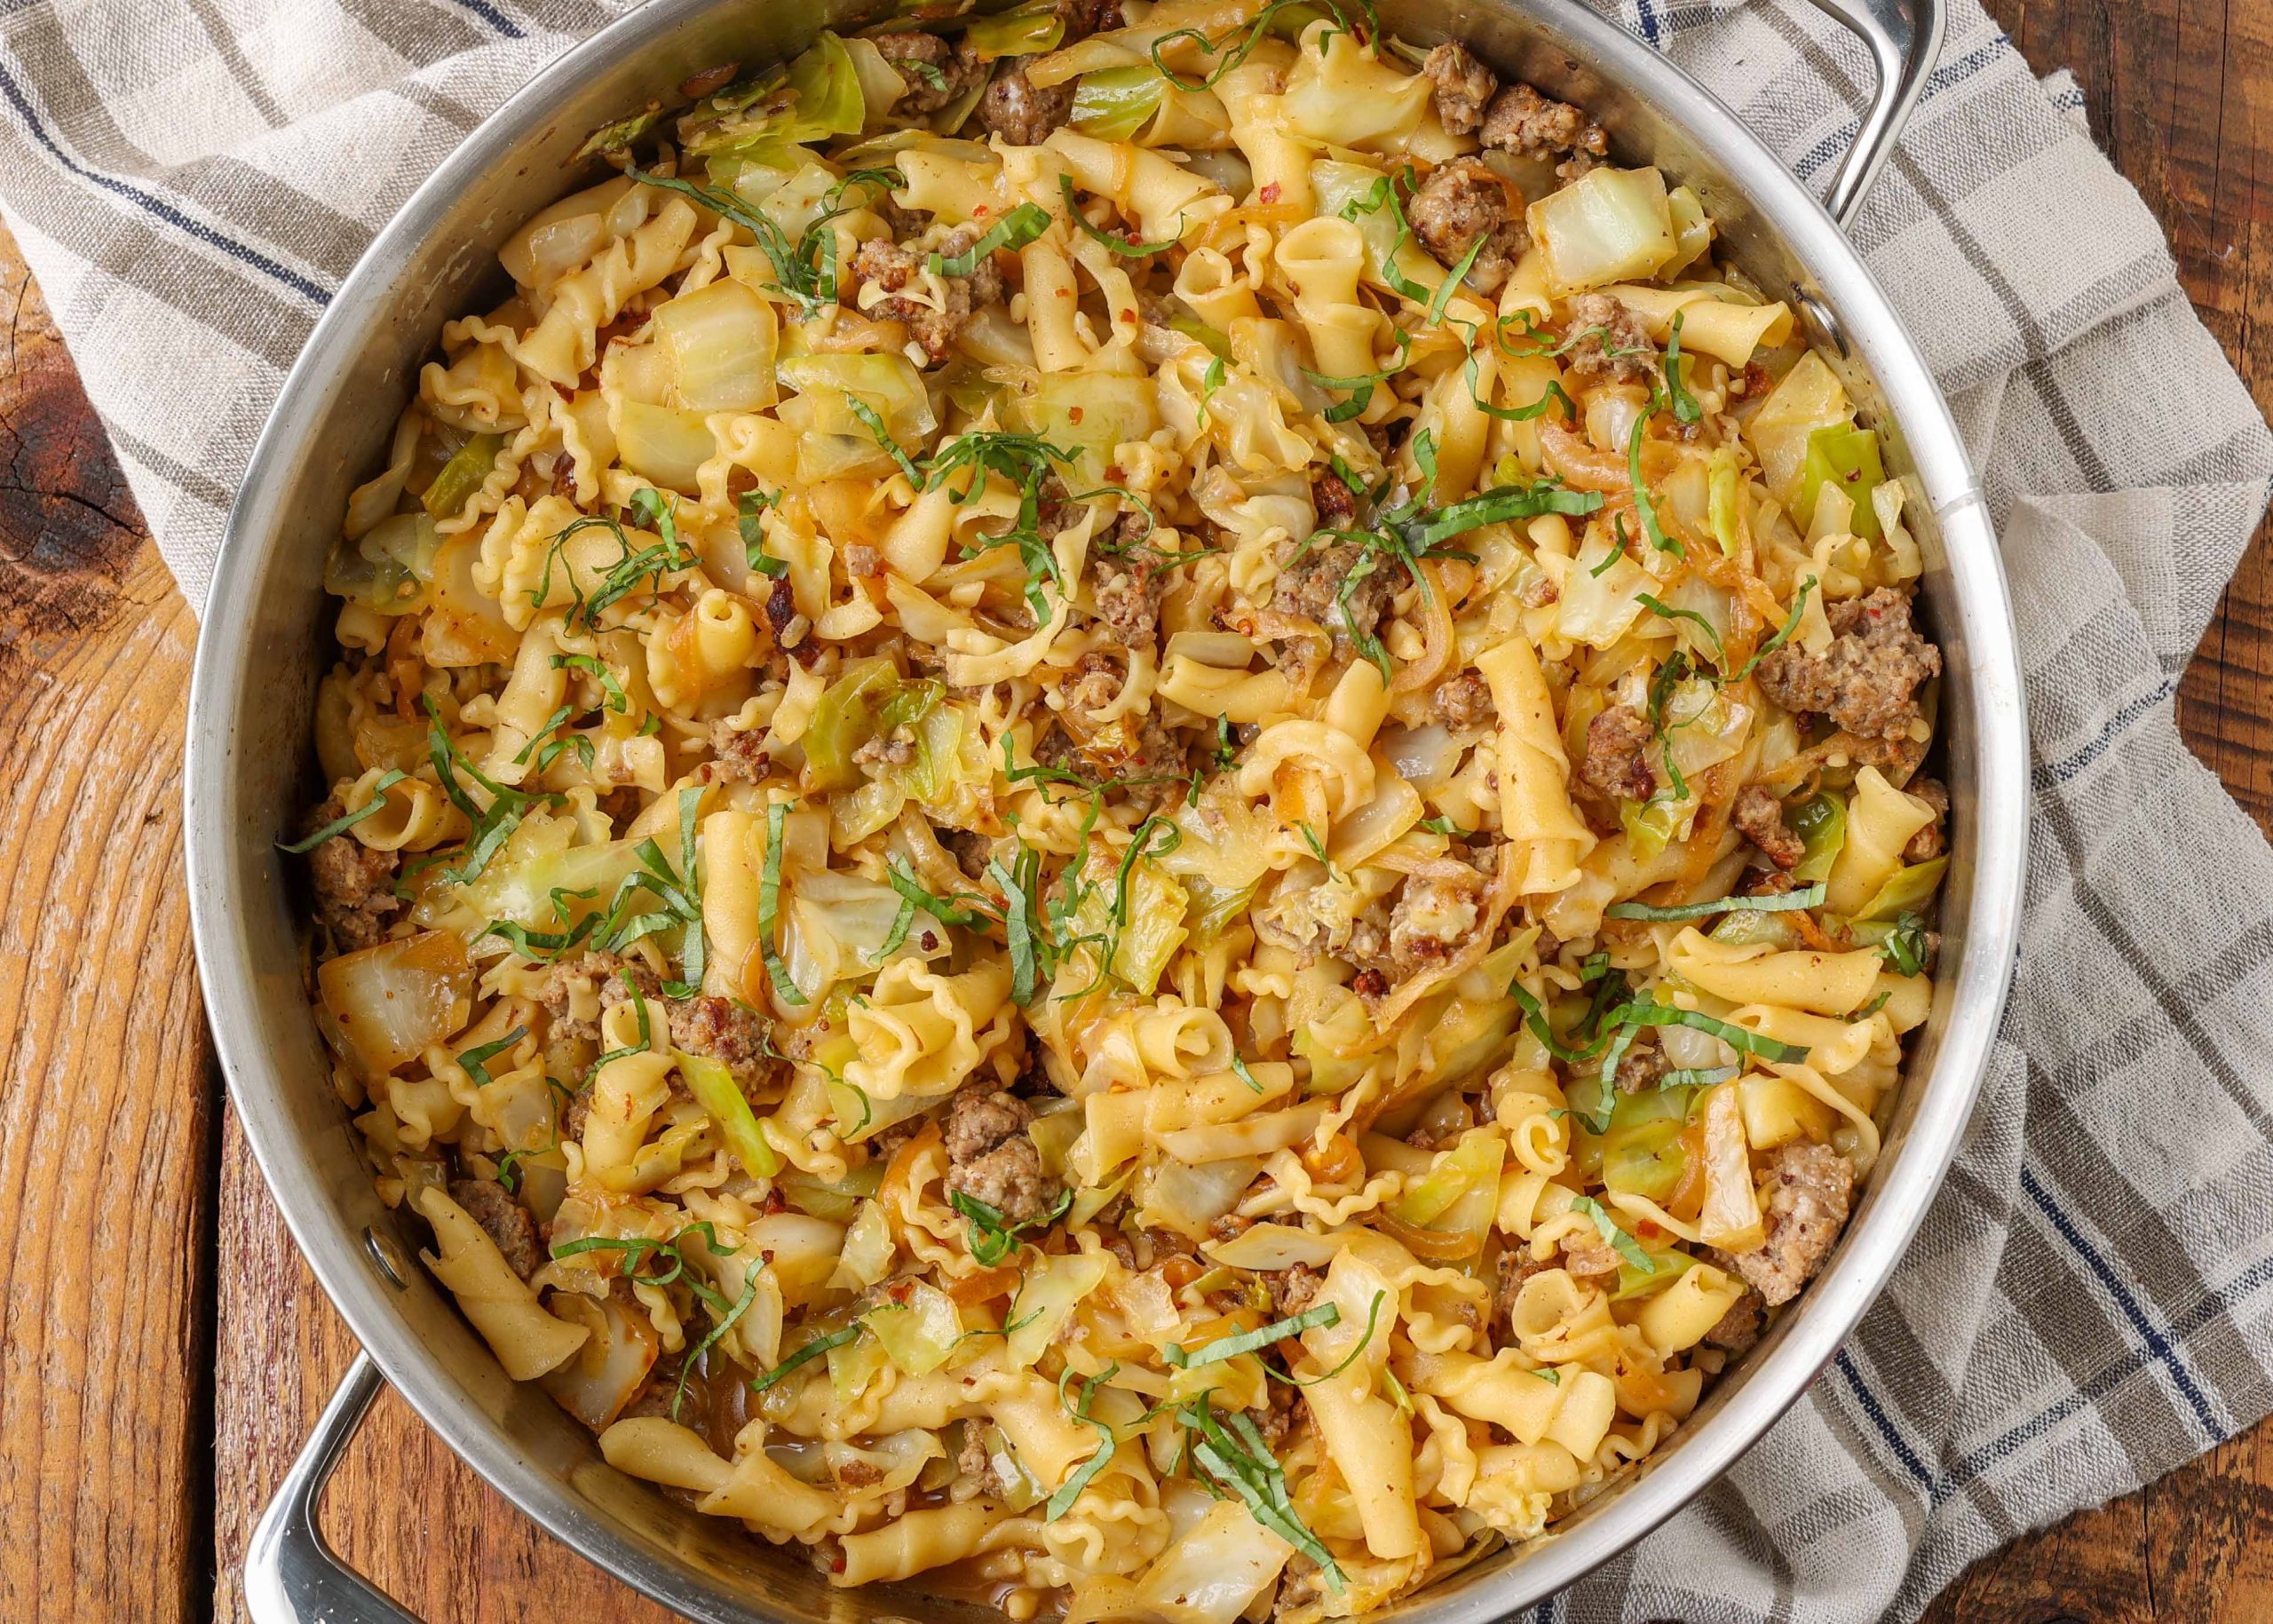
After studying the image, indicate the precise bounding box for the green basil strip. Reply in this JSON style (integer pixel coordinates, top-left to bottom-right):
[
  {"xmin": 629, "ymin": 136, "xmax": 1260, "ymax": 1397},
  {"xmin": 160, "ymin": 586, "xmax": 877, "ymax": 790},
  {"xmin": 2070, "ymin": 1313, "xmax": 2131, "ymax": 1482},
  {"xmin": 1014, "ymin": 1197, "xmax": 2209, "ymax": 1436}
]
[
  {"xmin": 759, "ymin": 802, "xmax": 808, "ymax": 1006},
  {"xmin": 1606, "ymin": 881, "xmax": 1826, "ymax": 923},
  {"xmin": 278, "ymin": 770, "xmax": 408, "ymax": 852},
  {"xmin": 455, "ymin": 1025, "xmax": 528, "ymax": 1089},
  {"xmin": 929, "ymin": 202, "xmax": 1052, "ymax": 276},
  {"xmin": 952, "ymin": 1186, "xmax": 1072, "ymax": 1266},
  {"xmin": 1167, "ymin": 1302, "xmax": 1339, "ymax": 1368},
  {"xmin": 1617, "ymin": 1001, "xmax": 1810, "ymax": 1064},
  {"xmin": 1057, "ymin": 173, "xmax": 1182, "ymax": 257},
  {"xmin": 1046, "ymin": 1362, "xmax": 1121, "ymax": 1520},
  {"xmin": 1415, "ymin": 481, "xmax": 1604, "ymax": 544},
  {"xmin": 1727, "ymin": 575, "xmax": 1818, "ymax": 682},
  {"xmin": 1635, "ymin": 592, "xmax": 1723, "ymax": 654},
  {"xmin": 1572, "ymin": 1195, "xmax": 1659, "ymax": 1273},
  {"xmin": 1664, "ymin": 309, "xmax": 1703, "ymax": 424},
  {"xmin": 673, "ymin": 1267, "xmax": 760, "ymax": 1422},
  {"xmin": 1661, "ymin": 1066, "xmax": 1739, "ymax": 1088},
  {"xmin": 1261, "ymin": 1290, "xmax": 1387, "ymax": 1389},
  {"xmin": 748, "ymin": 1325, "xmax": 862, "ymax": 1394},
  {"xmin": 1628, "ymin": 387, "xmax": 1683, "ymax": 556}
]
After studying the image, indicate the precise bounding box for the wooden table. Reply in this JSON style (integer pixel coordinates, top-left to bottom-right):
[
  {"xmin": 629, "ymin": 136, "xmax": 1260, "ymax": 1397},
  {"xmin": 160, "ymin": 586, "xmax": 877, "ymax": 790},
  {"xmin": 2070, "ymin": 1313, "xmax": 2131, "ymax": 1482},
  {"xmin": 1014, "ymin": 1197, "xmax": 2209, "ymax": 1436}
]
[{"xmin": 0, "ymin": 4, "xmax": 2266, "ymax": 1618}]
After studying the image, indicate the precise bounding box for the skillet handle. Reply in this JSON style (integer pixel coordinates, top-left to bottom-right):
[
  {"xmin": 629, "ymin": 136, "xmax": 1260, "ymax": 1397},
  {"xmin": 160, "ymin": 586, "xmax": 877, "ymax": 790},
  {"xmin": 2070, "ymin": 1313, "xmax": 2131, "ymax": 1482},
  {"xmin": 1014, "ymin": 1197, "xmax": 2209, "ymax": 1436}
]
[
  {"xmin": 244, "ymin": 1351, "xmax": 426, "ymax": 1624},
  {"xmin": 1798, "ymin": 0, "xmax": 1945, "ymax": 226}
]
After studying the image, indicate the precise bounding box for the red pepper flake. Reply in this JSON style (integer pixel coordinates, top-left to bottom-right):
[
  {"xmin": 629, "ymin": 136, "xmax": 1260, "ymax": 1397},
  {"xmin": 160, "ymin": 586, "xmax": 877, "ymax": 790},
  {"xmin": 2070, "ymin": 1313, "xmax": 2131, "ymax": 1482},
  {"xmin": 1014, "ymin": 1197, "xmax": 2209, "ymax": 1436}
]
[
  {"xmin": 973, "ymin": 203, "xmax": 991, "ymax": 218},
  {"xmin": 1069, "ymin": 406, "xmax": 1085, "ymax": 424},
  {"xmin": 1105, "ymin": 464, "xmax": 1124, "ymax": 482},
  {"xmin": 1259, "ymin": 182, "xmax": 1281, "ymax": 204}
]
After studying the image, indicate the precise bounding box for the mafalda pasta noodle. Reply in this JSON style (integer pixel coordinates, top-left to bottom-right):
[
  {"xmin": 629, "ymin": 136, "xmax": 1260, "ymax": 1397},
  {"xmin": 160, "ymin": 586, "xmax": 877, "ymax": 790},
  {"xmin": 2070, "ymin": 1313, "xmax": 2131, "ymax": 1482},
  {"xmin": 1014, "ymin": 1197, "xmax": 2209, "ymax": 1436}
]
[{"xmin": 291, "ymin": 4, "xmax": 1949, "ymax": 1617}]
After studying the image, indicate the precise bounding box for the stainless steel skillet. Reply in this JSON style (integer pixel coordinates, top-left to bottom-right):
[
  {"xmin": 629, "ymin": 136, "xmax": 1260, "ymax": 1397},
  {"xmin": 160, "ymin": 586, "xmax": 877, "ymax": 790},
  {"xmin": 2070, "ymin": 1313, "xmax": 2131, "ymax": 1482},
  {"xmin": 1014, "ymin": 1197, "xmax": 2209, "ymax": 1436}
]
[{"xmin": 184, "ymin": 0, "xmax": 2026, "ymax": 1616}]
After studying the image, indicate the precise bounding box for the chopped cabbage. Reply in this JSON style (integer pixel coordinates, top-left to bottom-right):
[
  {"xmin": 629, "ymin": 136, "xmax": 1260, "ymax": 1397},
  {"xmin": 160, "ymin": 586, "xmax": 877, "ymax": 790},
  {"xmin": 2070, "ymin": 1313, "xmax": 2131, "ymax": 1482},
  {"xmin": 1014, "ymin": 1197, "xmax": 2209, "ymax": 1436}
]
[
  {"xmin": 778, "ymin": 352, "xmax": 936, "ymax": 482},
  {"xmin": 324, "ymin": 511, "xmax": 440, "ymax": 615},
  {"xmin": 678, "ymin": 1051, "xmax": 782, "ymax": 1178},
  {"xmin": 1527, "ymin": 166, "xmax": 1678, "ymax": 293},
  {"xmin": 864, "ymin": 1279, "xmax": 965, "ymax": 1375},
  {"xmin": 654, "ymin": 276, "xmax": 778, "ymax": 411}
]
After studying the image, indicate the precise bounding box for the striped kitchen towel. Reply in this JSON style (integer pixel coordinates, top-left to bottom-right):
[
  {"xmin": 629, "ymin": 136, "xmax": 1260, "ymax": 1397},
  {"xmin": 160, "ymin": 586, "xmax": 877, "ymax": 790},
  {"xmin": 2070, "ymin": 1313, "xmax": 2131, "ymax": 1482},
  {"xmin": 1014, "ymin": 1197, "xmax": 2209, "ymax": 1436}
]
[{"xmin": 2, "ymin": 1, "xmax": 2268, "ymax": 1620}]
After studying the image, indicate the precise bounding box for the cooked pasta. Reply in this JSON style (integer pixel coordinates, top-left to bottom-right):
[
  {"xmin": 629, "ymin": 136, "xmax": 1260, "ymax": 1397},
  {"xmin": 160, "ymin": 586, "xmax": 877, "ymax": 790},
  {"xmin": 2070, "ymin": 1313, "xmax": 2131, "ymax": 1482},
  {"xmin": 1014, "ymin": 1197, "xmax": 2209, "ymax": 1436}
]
[{"xmin": 291, "ymin": 6, "xmax": 1949, "ymax": 1618}]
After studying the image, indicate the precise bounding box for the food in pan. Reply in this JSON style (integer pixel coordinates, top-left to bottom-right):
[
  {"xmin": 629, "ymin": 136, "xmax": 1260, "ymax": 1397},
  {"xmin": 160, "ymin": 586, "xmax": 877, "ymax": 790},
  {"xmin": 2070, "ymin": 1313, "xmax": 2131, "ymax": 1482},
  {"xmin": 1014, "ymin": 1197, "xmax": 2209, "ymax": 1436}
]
[{"xmin": 293, "ymin": 2, "xmax": 1946, "ymax": 1614}]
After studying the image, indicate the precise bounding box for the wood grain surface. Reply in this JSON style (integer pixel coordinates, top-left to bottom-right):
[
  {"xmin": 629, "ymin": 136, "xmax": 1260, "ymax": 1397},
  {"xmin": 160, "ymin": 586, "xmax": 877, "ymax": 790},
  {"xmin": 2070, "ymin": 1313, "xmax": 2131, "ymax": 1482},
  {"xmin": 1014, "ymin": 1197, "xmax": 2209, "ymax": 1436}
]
[{"xmin": 0, "ymin": 4, "xmax": 2266, "ymax": 1620}]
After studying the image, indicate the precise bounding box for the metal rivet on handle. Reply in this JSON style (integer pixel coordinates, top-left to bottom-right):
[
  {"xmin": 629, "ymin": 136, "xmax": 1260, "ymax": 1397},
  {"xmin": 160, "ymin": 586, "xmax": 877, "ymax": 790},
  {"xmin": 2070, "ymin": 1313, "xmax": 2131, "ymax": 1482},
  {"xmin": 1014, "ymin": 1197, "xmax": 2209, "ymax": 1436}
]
[
  {"xmin": 363, "ymin": 1225, "xmax": 410, "ymax": 1289},
  {"xmin": 1795, "ymin": 291, "xmax": 1851, "ymax": 360}
]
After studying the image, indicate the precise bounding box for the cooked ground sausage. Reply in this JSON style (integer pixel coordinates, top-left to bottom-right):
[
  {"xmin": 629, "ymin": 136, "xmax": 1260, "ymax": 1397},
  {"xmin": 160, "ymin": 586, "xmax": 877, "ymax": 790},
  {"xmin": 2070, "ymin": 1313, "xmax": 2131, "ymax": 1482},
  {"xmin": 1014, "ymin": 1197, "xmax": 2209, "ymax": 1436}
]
[
  {"xmin": 708, "ymin": 720, "xmax": 771, "ymax": 783},
  {"xmin": 1732, "ymin": 784, "xmax": 1807, "ymax": 870},
  {"xmin": 1723, "ymin": 1142, "xmax": 1854, "ymax": 1306},
  {"xmin": 1269, "ymin": 1263, "xmax": 1322, "ymax": 1319},
  {"xmin": 1613, "ymin": 1032, "xmax": 1672, "ymax": 1094},
  {"xmin": 848, "ymin": 227, "xmax": 1004, "ymax": 362},
  {"xmin": 1272, "ymin": 542, "xmax": 1397, "ymax": 655},
  {"xmin": 305, "ymin": 800, "xmax": 401, "ymax": 953},
  {"xmin": 873, "ymin": 32, "xmax": 985, "ymax": 116},
  {"xmin": 940, "ymin": 827, "xmax": 994, "ymax": 881},
  {"xmin": 1406, "ymin": 157, "xmax": 1528, "ymax": 295},
  {"xmin": 1492, "ymin": 1235, "xmax": 1620, "ymax": 1334},
  {"xmin": 1702, "ymin": 1285, "xmax": 1766, "ymax": 1358},
  {"xmin": 1479, "ymin": 80, "xmax": 1610, "ymax": 179},
  {"xmin": 667, "ymin": 994, "xmax": 776, "ymax": 1089},
  {"xmin": 942, "ymin": 1085, "xmax": 1060, "ymax": 1224},
  {"xmin": 1347, "ymin": 864, "xmax": 1488, "ymax": 986},
  {"xmin": 1089, "ymin": 539, "xmax": 1164, "ymax": 643},
  {"xmin": 1420, "ymin": 42, "xmax": 1498, "ymax": 136},
  {"xmin": 1563, "ymin": 291, "xmax": 1657, "ymax": 386},
  {"xmin": 450, "ymin": 1177, "xmax": 542, "ymax": 1279},
  {"xmin": 1754, "ymin": 587, "xmax": 1942, "ymax": 742},
  {"xmin": 1580, "ymin": 704, "xmax": 1659, "ymax": 802},
  {"xmin": 1431, "ymin": 670, "xmax": 1496, "ymax": 733},
  {"xmin": 974, "ymin": 60, "xmax": 1073, "ymax": 145},
  {"xmin": 1904, "ymin": 777, "xmax": 1950, "ymax": 863}
]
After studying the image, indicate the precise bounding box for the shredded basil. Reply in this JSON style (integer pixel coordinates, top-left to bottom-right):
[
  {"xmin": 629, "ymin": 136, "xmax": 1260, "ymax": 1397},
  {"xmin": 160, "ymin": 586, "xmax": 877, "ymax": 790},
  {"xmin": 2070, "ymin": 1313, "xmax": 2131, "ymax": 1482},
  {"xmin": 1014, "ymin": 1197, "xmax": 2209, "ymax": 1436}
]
[
  {"xmin": 455, "ymin": 1026, "xmax": 527, "ymax": 1089},
  {"xmin": 759, "ymin": 802, "xmax": 807, "ymax": 1006},
  {"xmin": 278, "ymin": 770, "xmax": 408, "ymax": 852},
  {"xmin": 1636, "ymin": 593, "xmax": 1722, "ymax": 654},
  {"xmin": 1607, "ymin": 881, "xmax": 1827, "ymax": 922},
  {"xmin": 1628, "ymin": 385, "xmax": 1683, "ymax": 556},
  {"xmin": 1047, "ymin": 1362, "xmax": 1121, "ymax": 1519},
  {"xmin": 1415, "ymin": 479, "xmax": 1603, "ymax": 544},
  {"xmin": 1572, "ymin": 1195, "xmax": 1659, "ymax": 1275},
  {"xmin": 1664, "ymin": 309, "xmax": 1703, "ymax": 424},
  {"xmin": 748, "ymin": 1324, "xmax": 862, "ymax": 1394},
  {"xmin": 1167, "ymin": 1302, "xmax": 1339, "ymax": 1367},
  {"xmin": 1057, "ymin": 173, "xmax": 1182, "ymax": 257},
  {"xmin": 1727, "ymin": 575, "xmax": 1818, "ymax": 682},
  {"xmin": 1178, "ymin": 1397, "xmax": 1345, "ymax": 1589},
  {"xmin": 1881, "ymin": 911, "xmax": 1932, "ymax": 976},
  {"xmin": 930, "ymin": 202, "xmax": 1051, "ymax": 275},
  {"xmin": 674, "ymin": 1268, "xmax": 759, "ymax": 1422},
  {"xmin": 951, "ymin": 1186, "xmax": 1073, "ymax": 1266}
]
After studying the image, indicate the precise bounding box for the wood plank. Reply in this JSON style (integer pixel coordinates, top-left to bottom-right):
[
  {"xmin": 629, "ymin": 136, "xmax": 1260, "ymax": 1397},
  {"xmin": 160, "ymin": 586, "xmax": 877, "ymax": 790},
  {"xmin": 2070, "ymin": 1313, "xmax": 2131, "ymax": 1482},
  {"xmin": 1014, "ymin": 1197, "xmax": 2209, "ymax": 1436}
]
[{"xmin": 0, "ymin": 229, "xmax": 210, "ymax": 1620}]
